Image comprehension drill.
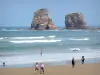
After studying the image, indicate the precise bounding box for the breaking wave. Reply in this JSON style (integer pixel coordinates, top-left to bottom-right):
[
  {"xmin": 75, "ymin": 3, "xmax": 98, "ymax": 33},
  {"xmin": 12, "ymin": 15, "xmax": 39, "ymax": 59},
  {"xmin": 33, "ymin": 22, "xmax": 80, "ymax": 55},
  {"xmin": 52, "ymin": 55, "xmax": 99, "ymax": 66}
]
[
  {"xmin": 0, "ymin": 35, "xmax": 56, "ymax": 40},
  {"xmin": 0, "ymin": 37, "xmax": 4, "ymax": 40},
  {"xmin": 10, "ymin": 40, "xmax": 61, "ymax": 43},
  {"xmin": 68, "ymin": 38, "xmax": 89, "ymax": 41},
  {"xmin": 11, "ymin": 36, "xmax": 45, "ymax": 39},
  {"xmin": 48, "ymin": 36, "xmax": 56, "ymax": 38}
]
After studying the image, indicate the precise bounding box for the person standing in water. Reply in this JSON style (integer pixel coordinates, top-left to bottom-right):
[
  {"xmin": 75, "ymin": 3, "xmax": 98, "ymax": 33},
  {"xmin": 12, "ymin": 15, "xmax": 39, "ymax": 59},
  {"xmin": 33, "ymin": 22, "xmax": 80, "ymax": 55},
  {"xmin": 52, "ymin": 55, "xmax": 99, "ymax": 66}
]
[
  {"xmin": 72, "ymin": 58, "xmax": 75, "ymax": 68},
  {"xmin": 81, "ymin": 56, "xmax": 85, "ymax": 64},
  {"xmin": 3, "ymin": 62, "xmax": 5, "ymax": 67},
  {"xmin": 40, "ymin": 49, "xmax": 42, "ymax": 56}
]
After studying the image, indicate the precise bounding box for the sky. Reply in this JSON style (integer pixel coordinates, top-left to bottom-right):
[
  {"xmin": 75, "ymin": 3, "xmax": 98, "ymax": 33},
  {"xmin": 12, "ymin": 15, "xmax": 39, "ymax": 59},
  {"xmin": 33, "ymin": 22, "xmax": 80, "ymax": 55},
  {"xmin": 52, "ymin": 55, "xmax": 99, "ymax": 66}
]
[{"xmin": 0, "ymin": 0, "xmax": 100, "ymax": 27}]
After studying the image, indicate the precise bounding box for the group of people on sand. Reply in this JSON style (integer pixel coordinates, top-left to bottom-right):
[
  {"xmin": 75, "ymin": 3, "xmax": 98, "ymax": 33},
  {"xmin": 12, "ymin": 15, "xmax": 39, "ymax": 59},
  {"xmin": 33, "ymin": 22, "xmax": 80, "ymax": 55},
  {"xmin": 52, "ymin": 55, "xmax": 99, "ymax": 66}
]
[
  {"xmin": 34, "ymin": 62, "xmax": 44, "ymax": 74},
  {"xmin": 72, "ymin": 56, "xmax": 85, "ymax": 68}
]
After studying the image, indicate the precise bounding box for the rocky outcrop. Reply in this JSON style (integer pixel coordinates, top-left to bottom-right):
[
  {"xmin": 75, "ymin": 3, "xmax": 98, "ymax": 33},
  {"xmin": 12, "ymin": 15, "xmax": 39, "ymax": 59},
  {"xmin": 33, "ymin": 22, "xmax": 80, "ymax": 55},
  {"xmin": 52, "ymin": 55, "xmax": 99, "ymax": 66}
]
[
  {"xmin": 31, "ymin": 8, "xmax": 56, "ymax": 30},
  {"xmin": 65, "ymin": 12, "xmax": 88, "ymax": 29}
]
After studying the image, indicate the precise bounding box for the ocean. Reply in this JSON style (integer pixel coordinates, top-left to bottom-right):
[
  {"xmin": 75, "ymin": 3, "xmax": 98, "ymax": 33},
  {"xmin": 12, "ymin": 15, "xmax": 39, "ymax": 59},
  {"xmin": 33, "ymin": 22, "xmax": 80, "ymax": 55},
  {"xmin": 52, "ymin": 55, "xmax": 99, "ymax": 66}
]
[{"xmin": 0, "ymin": 27, "xmax": 100, "ymax": 67}]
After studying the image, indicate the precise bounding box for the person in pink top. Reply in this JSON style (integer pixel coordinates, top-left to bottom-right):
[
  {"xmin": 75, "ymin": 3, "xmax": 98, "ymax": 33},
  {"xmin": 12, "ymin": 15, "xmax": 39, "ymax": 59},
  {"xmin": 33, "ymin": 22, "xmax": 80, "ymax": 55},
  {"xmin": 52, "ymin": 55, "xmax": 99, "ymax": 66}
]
[
  {"xmin": 40, "ymin": 49, "xmax": 42, "ymax": 56},
  {"xmin": 40, "ymin": 63, "xmax": 44, "ymax": 74}
]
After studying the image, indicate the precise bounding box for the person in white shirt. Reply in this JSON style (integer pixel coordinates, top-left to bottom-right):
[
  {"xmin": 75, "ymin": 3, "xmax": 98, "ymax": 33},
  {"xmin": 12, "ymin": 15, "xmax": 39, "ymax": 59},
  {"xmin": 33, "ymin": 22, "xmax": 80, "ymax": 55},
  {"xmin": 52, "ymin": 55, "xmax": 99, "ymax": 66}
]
[
  {"xmin": 40, "ymin": 63, "xmax": 44, "ymax": 74},
  {"xmin": 40, "ymin": 49, "xmax": 42, "ymax": 56},
  {"xmin": 34, "ymin": 62, "xmax": 39, "ymax": 73}
]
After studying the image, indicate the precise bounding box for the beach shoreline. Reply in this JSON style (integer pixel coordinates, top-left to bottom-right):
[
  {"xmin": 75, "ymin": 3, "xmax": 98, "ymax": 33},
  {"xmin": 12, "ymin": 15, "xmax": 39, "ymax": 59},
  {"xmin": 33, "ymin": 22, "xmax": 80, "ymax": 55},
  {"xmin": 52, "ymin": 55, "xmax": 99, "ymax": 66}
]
[
  {"xmin": 0, "ymin": 63, "xmax": 100, "ymax": 75},
  {"xmin": 0, "ymin": 57, "xmax": 100, "ymax": 68}
]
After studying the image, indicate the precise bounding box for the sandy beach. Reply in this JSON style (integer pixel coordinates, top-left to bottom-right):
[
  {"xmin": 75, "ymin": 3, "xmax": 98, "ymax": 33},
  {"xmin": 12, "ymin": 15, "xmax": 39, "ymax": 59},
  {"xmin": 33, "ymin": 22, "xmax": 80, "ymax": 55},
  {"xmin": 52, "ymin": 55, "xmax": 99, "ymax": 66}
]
[{"xmin": 0, "ymin": 63, "xmax": 100, "ymax": 75}]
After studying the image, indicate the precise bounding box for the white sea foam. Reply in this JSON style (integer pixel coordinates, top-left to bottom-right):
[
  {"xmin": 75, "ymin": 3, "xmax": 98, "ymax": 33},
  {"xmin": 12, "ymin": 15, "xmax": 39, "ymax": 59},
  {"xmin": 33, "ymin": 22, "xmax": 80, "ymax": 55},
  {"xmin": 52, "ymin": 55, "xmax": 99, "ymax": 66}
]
[
  {"xmin": 0, "ymin": 37, "xmax": 3, "ymax": 40},
  {"xmin": 10, "ymin": 40, "xmax": 61, "ymax": 43},
  {"xmin": 1, "ymin": 29, "xmax": 17, "ymax": 31},
  {"xmin": 68, "ymin": 38, "xmax": 89, "ymax": 41},
  {"xmin": 0, "ymin": 52, "xmax": 100, "ymax": 65},
  {"xmin": 48, "ymin": 36, "xmax": 56, "ymax": 38},
  {"xmin": 48, "ymin": 30, "xmax": 60, "ymax": 31},
  {"xmin": 0, "ymin": 37, "xmax": 8, "ymax": 40},
  {"xmin": 11, "ymin": 36, "xmax": 45, "ymax": 39},
  {"xmin": 70, "ymin": 30, "xmax": 83, "ymax": 31},
  {"xmin": 0, "ymin": 36, "xmax": 56, "ymax": 40},
  {"xmin": 1, "ymin": 29, "xmax": 28, "ymax": 31}
]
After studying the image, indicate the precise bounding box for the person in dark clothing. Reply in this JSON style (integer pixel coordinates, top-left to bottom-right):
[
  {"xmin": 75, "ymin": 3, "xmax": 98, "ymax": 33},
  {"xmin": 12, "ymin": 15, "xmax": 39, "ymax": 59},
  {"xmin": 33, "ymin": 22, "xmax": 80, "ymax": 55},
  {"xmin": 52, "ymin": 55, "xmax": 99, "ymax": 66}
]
[
  {"xmin": 81, "ymin": 56, "xmax": 85, "ymax": 64},
  {"xmin": 3, "ymin": 62, "xmax": 5, "ymax": 67},
  {"xmin": 72, "ymin": 58, "xmax": 75, "ymax": 68}
]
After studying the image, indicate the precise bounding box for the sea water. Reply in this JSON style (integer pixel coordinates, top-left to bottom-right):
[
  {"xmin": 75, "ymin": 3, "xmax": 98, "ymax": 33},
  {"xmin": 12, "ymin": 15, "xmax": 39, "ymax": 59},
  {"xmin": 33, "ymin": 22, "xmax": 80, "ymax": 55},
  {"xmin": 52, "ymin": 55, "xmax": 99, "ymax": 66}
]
[{"xmin": 0, "ymin": 27, "xmax": 100, "ymax": 67}]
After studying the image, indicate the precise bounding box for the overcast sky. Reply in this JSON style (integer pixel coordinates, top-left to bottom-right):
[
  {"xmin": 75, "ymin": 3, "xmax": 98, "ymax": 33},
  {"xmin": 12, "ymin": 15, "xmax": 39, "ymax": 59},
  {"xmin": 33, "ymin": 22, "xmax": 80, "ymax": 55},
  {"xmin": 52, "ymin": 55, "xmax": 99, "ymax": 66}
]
[{"xmin": 0, "ymin": 0, "xmax": 100, "ymax": 27}]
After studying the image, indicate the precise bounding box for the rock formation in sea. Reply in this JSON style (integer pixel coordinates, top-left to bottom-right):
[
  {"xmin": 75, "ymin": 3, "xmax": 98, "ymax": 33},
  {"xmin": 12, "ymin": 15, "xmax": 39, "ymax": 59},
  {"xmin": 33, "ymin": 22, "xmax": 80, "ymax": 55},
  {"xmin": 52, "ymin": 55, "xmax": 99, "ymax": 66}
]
[
  {"xmin": 31, "ymin": 8, "xmax": 56, "ymax": 30},
  {"xmin": 65, "ymin": 12, "xmax": 88, "ymax": 29}
]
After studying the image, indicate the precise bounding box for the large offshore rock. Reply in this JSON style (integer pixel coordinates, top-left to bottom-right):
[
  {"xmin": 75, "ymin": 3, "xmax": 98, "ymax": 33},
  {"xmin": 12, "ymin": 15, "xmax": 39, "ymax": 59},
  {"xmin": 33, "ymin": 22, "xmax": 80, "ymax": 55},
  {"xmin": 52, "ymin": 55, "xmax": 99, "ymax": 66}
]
[
  {"xmin": 31, "ymin": 8, "xmax": 56, "ymax": 30},
  {"xmin": 65, "ymin": 12, "xmax": 88, "ymax": 29}
]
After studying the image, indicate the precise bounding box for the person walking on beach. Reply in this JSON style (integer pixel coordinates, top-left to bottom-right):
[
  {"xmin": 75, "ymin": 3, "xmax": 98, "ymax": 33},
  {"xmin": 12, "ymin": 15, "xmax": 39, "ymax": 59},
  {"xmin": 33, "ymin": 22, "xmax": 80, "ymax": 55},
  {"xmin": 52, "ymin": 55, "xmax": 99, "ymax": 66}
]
[
  {"xmin": 34, "ymin": 62, "xmax": 39, "ymax": 73},
  {"xmin": 81, "ymin": 56, "xmax": 85, "ymax": 64},
  {"xmin": 3, "ymin": 62, "xmax": 5, "ymax": 67},
  {"xmin": 72, "ymin": 58, "xmax": 75, "ymax": 68},
  {"xmin": 40, "ymin": 63, "xmax": 44, "ymax": 74}
]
